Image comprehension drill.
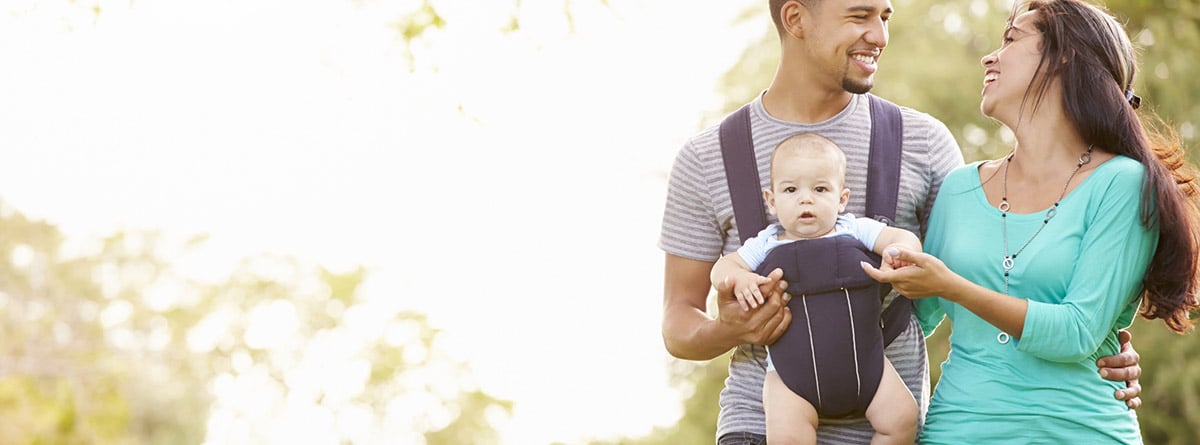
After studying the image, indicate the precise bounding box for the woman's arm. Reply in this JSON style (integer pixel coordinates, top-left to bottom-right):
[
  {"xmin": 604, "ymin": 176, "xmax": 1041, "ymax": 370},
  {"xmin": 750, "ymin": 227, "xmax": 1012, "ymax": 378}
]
[
  {"xmin": 1014, "ymin": 169, "xmax": 1155, "ymax": 362},
  {"xmin": 864, "ymin": 166, "xmax": 1155, "ymax": 363},
  {"xmin": 861, "ymin": 249, "xmax": 1030, "ymax": 336}
]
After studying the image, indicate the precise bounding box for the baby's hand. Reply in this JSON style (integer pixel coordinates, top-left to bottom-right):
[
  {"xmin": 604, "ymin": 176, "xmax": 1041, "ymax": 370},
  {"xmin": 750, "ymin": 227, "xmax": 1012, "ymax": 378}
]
[
  {"xmin": 727, "ymin": 271, "xmax": 770, "ymax": 311},
  {"xmin": 882, "ymin": 246, "xmax": 915, "ymax": 271}
]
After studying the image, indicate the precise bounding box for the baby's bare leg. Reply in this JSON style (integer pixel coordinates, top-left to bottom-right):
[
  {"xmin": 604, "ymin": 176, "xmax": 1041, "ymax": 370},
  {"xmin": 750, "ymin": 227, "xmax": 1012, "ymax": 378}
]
[
  {"xmin": 764, "ymin": 370, "xmax": 819, "ymax": 445},
  {"xmin": 864, "ymin": 357, "xmax": 918, "ymax": 445}
]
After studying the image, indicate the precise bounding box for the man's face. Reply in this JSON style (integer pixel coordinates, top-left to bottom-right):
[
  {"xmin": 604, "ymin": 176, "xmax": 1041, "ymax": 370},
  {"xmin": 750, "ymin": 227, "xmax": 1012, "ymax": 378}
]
[{"xmin": 801, "ymin": 0, "xmax": 893, "ymax": 94}]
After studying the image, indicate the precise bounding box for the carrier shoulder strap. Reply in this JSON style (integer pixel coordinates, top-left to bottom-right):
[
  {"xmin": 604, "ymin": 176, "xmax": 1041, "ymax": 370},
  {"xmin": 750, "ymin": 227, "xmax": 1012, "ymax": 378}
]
[
  {"xmin": 864, "ymin": 94, "xmax": 913, "ymax": 346},
  {"xmin": 865, "ymin": 94, "xmax": 903, "ymax": 225},
  {"xmin": 718, "ymin": 103, "xmax": 765, "ymax": 245},
  {"xmin": 718, "ymin": 95, "xmax": 911, "ymax": 345}
]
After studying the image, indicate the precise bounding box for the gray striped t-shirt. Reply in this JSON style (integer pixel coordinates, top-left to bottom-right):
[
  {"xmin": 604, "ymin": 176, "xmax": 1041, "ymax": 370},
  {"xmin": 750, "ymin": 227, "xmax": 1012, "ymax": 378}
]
[{"xmin": 659, "ymin": 93, "xmax": 964, "ymax": 443}]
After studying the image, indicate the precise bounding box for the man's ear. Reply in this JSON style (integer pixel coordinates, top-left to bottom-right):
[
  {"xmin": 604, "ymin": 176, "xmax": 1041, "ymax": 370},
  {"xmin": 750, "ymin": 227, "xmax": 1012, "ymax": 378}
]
[
  {"xmin": 781, "ymin": 0, "xmax": 807, "ymax": 40},
  {"xmin": 763, "ymin": 188, "xmax": 778, "ymax": 215}
]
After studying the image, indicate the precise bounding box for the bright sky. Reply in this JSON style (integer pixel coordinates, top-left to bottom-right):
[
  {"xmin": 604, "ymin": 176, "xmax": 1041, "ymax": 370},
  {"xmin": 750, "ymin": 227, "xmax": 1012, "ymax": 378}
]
[{"xmin": 0, "ymin": 0, "xmax": 761, "ymax": 443}]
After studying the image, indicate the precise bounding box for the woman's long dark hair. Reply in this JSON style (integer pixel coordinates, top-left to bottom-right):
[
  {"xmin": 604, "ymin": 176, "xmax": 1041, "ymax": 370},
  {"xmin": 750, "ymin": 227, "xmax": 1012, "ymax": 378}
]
[{"xmin": 1018, "ymin": 0, "xmax": 1199, "ymax": 333}]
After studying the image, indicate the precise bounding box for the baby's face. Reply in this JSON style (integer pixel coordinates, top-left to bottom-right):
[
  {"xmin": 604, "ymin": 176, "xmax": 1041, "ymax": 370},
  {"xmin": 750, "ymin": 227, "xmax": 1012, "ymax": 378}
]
[{"xmin": 766, "ymin": 148, "xmax": 848, "ymax": 240}]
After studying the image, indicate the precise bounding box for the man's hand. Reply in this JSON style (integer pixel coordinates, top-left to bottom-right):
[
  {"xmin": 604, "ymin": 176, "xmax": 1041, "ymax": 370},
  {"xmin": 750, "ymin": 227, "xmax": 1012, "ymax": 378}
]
[
  {"xmin": 1096, "ymin": 329, "xmax": 1142, "ymax": 409},
  {"xmin": 714, "ymin": 267, "xmax": 792, "ymax": 346}
]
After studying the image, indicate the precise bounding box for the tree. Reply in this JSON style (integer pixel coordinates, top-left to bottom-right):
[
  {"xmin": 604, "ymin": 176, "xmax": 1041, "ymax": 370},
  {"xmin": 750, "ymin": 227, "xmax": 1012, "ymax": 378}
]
[
  {"xmin": 0, "ymin": 201, "xmax": 510, "ymax": 443},
  {"xmin": 715, "ymin": 0, "xmax": 1199, "ymax": 163}
]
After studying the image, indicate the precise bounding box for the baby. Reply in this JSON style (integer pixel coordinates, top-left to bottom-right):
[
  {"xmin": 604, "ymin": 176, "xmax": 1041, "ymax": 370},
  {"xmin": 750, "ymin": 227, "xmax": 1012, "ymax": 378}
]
[{"xmin": 711, "ymin": 132, "xmax": 919, "ymax": 444}]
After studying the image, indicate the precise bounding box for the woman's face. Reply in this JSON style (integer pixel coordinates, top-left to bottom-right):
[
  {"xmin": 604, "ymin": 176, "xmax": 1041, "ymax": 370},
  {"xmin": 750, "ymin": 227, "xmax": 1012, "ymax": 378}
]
[{"xmin": 979, "ymin": 10, "xmax": 1046, "ymax": 123}]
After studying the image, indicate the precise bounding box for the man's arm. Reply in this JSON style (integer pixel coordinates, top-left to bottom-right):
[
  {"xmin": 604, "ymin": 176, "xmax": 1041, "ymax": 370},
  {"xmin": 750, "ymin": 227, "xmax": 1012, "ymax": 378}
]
[
  {"xmin": 1097, "ymin": 329, "xmax": 1143, "ymax": 409},
  {"xmin": 662, "ymin": 253, "xmax": 791, "ymax": 360}
]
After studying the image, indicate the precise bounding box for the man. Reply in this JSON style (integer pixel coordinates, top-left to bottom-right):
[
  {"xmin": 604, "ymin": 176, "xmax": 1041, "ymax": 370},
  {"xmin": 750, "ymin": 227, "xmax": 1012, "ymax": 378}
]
[{"xmin": 658, "ymin": 1, "xmax": 1143, "ymax": 443}]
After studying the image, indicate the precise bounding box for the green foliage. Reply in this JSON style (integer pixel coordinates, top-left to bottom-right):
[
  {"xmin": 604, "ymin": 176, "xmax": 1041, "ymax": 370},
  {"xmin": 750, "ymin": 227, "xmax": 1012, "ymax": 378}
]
[
  {"xmin": 397, "ymin": 1, "xmax": 447, "ymax": 43},
  {"xmin": 0, "ymin": 202, "xmax": 510, "ymax": 443},
  {"xmin": 426, "ymin": 390, "xmax": 513, "ymax": 445},
  {"xmin": 594, "ymin": 358, "xmax": 727, "ymax": 444},
  {"xmin": 718, "ymin": 0, "xmax": 1199, "ymax": 164},
  {"xmin": 1127, "ymin": 320, "xmax": 1200, "ymax": 445},
  {"xmin": 0, "ymin": 376, "xmax": 130, "ymax": 445}
]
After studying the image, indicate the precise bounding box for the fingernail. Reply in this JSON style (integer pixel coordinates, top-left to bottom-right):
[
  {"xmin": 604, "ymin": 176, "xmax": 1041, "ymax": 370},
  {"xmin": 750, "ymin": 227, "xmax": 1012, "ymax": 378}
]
[
  {"xmin": 1099, "ymin": 369, "xmax": 1109, "ymax": 378},
  {"xmin": 885, "ymin": 247, "xmax": 900, "ymax": 257}
]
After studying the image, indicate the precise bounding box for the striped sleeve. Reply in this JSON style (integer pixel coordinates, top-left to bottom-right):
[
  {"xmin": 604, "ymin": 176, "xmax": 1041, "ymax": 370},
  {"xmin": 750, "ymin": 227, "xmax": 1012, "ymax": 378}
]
[
  {"xmin": 915, "ymin": 112, "xmax": 964, "ymax": 238},
  {"xmin": 659, "ymin": 140, "xmax": 724, "ymax": 262}
]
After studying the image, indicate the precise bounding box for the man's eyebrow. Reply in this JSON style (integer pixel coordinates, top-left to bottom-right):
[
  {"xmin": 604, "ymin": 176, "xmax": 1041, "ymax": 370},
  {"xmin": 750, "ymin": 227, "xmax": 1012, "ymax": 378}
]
[{"xmin": 846, "ymin": 5, "xmax": 893, "ymax": 14}]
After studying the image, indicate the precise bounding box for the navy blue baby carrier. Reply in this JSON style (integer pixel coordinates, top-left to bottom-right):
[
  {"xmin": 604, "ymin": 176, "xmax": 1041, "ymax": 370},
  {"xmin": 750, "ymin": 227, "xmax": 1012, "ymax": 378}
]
[{"xmin": 719, "ymin": 94, "xmax": 911, "ymax": 418}]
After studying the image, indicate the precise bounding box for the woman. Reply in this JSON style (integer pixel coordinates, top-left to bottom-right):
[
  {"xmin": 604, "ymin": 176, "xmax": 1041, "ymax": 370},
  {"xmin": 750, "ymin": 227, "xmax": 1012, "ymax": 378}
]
[{"xmin": 863, "ymin": 0, "xmax": 1199, "ymax": 443}]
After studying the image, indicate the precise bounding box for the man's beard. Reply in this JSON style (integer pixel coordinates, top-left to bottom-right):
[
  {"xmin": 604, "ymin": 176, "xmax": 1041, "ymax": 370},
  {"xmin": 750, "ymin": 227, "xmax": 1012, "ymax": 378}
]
[{"xmin": 843, "ymin": 76, "xmax": 873, "ymax": 95}]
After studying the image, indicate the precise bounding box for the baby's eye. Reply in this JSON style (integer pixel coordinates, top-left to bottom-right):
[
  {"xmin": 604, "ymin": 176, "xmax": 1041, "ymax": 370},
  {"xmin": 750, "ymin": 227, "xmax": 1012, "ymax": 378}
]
[
  {"xmin": 815, "ymin": 186, "xmax": 829, "ymax": 193},
  {"xmin": 783, "ymin": 186, "xmax": 797, "ymax": 193}
]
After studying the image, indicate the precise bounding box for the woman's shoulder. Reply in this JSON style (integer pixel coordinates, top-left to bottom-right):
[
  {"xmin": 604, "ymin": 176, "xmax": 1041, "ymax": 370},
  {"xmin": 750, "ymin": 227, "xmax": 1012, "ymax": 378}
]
[
  {"xmin": 1099, "ymin": 154, "xmax": 1143, "ymax": 173},
  {"xmin": 1091, "ymin": 154, "xmax": 1145, "ymax": 187},
  {"xmin": 940, "ymin": 160, "xmax": 988, "ymax": 188}
]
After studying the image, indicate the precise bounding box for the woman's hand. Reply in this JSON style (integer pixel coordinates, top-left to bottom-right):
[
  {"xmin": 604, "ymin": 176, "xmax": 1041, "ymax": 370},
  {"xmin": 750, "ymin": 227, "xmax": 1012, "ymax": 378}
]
[
  {"xmin": 861, "ymin": 247, "xmax": 962, "ymax": 299},
  {"xmin": 880, "ymin": 243, "xmax": 915, "ymax": 271}
]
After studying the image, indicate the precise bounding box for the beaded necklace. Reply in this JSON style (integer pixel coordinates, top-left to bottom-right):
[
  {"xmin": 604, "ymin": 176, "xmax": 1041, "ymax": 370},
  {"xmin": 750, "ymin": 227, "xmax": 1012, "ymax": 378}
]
[{"xmin": 999, "ymin": 145, "xmax": 1095, "ymax": 295}]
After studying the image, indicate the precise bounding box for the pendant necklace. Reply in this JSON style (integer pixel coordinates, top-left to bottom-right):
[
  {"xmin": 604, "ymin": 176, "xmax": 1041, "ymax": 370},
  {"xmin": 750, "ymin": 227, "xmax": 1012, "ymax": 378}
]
[
  {"xmin": 993, "ymin": 145, "xmax": 1094, "ymax": 345},
  {"xmin": 999, "ymin": 145, "xmax": 1094, "ymax": 295}
]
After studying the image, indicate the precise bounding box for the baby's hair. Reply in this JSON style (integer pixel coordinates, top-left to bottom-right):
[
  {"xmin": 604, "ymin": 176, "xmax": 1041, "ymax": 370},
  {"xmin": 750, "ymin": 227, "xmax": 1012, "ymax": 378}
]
[{"xmin": 770, "ymin": 132, "xmax": 847, "ymax": 188}]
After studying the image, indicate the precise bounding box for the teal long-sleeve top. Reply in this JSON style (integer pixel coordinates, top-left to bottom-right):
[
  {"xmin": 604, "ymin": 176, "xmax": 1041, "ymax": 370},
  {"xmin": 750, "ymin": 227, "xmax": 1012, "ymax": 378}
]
[{"xmin": 916, "ymin": 156, "xmax": 1156, "ymax": 444}]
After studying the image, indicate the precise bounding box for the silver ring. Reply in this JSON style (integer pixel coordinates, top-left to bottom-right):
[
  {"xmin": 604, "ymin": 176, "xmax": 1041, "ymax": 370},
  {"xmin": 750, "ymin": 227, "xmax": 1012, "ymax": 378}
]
[{"xmin": 997, "ymin": 332, "xmax": 1011, "ymax": 344}]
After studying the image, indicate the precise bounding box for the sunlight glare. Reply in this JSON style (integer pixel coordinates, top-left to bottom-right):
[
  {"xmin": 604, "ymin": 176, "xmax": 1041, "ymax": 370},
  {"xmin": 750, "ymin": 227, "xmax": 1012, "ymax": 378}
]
[{"xmin": 244, "ymin": 299, "xmax": 300, "ymax": 350}]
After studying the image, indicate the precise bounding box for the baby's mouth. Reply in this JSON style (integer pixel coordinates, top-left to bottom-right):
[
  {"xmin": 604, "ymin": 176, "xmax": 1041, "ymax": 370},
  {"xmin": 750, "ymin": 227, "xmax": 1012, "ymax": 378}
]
[{"xmin": 800, "ymin": 211, "xmax": 815, "ymax": 219}]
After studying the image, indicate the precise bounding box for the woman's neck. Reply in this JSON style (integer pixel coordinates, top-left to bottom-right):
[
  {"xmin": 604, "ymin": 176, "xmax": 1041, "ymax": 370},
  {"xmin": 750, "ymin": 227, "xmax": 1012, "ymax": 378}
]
[{"xmin": 1008, "ymin": 113, "xmax": 1088, "ymax": 180}]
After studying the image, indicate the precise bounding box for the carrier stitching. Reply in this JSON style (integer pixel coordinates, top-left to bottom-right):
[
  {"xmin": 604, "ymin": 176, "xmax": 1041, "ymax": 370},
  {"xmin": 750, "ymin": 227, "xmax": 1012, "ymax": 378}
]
[
  {"xmin": 844, "ymin": 287, "xmax": 862, "ymax": 399},
  {"xmin": 802, "ymin": 294, "xmax": 821, "ymax": 409}
]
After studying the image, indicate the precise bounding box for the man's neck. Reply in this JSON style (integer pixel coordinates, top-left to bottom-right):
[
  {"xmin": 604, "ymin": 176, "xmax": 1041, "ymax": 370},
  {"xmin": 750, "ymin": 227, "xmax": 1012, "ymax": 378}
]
[{"xmin": 762, "ymin": 66, "xmax": 855, "ymax": 123}]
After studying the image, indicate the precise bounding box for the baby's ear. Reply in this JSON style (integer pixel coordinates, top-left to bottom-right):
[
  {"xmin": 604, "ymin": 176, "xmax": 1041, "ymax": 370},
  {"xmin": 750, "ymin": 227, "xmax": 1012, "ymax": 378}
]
[
  {"xmin": 763, "ymin": 188, "xmax": 777, "ymax": 215},
  {"xmin": 839, "ymin": 188, "xmax": 851, "ymax": 209}
]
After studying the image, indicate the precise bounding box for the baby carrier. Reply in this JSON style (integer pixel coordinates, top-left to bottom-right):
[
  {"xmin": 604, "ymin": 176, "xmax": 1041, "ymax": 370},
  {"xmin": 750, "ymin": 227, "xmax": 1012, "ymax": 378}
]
[
  {"xmin": 719, "ymin": 94, "xmax": 910, "ymax": 417},
  {"xmin": 757, "ymin": 235, "xmax": 886, "ymax": 417}
]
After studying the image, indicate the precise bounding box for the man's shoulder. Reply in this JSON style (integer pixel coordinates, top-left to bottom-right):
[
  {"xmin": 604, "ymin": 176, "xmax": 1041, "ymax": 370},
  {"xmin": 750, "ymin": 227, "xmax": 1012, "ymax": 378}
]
[
  {"xmin": 678, "ymin": 104, "xmax": 752, "ymax": 159},
  {"xmin": 684, "ymin": 121, "xmax": 722, "ymax": 149},
  {"xmin": 899, "ymin": 106, "xmax": 948, "ymax": 127},
  {"xmin": 869, "ymin": 96, "xmax": 957, "ymax": 155},
  {"xmin": 864, "ymin": 94, "xmax": 948, "ymax": 127}
]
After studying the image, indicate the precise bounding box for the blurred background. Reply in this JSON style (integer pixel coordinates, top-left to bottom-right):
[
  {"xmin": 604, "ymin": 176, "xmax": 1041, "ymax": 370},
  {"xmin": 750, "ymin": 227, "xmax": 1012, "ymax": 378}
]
[{"xmin": 0, "ymin": 0, "xmax": 1195, "ymax": 444}]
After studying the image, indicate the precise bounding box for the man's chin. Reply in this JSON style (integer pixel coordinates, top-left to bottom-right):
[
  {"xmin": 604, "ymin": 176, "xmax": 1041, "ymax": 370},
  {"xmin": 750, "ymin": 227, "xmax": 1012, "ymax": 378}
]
[{"xmin": 843, "ymin": 78, "xmax": 874, "ymax": 95}]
